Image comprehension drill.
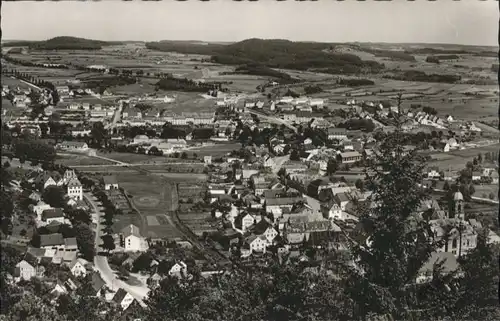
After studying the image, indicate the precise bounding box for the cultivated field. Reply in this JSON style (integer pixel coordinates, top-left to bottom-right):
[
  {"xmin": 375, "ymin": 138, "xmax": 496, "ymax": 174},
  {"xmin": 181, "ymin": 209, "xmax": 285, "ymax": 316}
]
[{"xmin": 177, "ymin": 212, "xmax": 217, "ymax": 236}]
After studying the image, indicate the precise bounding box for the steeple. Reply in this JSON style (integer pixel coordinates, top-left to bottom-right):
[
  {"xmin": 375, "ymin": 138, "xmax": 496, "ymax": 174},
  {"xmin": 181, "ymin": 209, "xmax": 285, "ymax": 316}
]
[{"xmin": 453, "ymin": 183, "xmax": 464, "ymax": 220}]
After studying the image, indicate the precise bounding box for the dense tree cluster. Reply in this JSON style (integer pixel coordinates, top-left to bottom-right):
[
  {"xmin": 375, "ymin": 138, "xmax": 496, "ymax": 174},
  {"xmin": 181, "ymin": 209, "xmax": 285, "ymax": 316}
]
[
  {"xmin": 338, "ymin": 78, "xmax": 375, "ymax": 87},
  {"xmin": 4, "ymin": 36, "xmax": 111, "ymax": 50},
  {"xmin": 147, "ymin": 39, "xmax": 385, "ymax": 75},
  {"xmin": 234, "ymin": 64, "xmax": 293, "ymax": 80},
  {"xmin": 155, "ymin": 76, "xmax": 221, "ymax": 92},
  {"xmin": 363, "ymin": 48, "xmax": 416, "ymax": 62},
  {"xmin": 383, "ymin": 70, "xmax": 461, "ymax": 84},
  {"xmin": 337, "ymin": 118, "xmax": 375, "ymax": 132},
  {"xmin": 303, "ymin": 85, "xmax": 323, "ymax": 95},
  {"xmin": 12, "ymin": 138, "xmax": 56, "ymax": 164}
]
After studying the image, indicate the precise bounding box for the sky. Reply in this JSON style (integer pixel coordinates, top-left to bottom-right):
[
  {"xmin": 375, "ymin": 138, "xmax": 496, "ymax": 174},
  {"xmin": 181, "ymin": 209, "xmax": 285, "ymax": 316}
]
[{"xmin": 2, "ymin": 0, "xmax": 498, "ymax": 46}]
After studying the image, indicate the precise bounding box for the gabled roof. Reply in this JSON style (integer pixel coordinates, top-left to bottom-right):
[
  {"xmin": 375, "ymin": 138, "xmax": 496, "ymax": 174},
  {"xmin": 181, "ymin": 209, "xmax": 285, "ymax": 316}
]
[
  {"xmin": 102, "ymin": 175, "xmax": 118, "ymax": 185},
  {"xmin": 91, "ymin": 272, "xmax": 106, "ymax": 292},
  {"xmin": 121, "ymin": 224, "xmax": 142, "ymax": 238},
  {"xmin": 112, "ymin": 288, "xmax": 130, "ymax": 304},
  {"xmin": 335, "ymin": 193, "xmax": 350, "ymax": 203},
  {"xmin": 40, "ymin": 233, "xmax": 64, "ymax": 247},
  {"xmin": 64, "ymin": 237, "xmax": 78, "ymax": 247},
  {"xmin": 42, "ymin": 208, "xmax": 64, "ymax": 219},
  {"xmin": 67, "ymin": 177, "xmax": 82, "ymax": 187}
]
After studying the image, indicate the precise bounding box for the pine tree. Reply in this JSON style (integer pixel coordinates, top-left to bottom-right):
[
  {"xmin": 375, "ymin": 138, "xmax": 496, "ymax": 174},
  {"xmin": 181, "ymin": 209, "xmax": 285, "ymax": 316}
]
[{"xmin": 345, "ymin": 94, "xmax": 446, "ymax": 320}]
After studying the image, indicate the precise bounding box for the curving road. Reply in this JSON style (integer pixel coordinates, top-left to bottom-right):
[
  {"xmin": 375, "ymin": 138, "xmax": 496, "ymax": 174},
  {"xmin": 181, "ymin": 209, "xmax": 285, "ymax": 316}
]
[{"xmin": 84, "ymin": 192, "xmax": 149, "ymax": 307}]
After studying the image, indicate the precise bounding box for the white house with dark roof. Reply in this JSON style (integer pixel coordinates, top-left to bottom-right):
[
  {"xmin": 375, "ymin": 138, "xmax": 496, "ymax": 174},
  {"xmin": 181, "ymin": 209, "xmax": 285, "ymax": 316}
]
[
  {"xmin": 245, "ymin": 235, "xmax": 267, "ymax": 253},
  {"xmin": 103, "ymin": 175, "xmax": 119, "ymax": 190},
  {"xmin": 69, "ymin": 258, "xmax": 87, "ymax": 277},
  {"xmin": 41, "ymin": 208, "xmax": 67, "ymax": 226},
  {"xmin": 112, "ymin": 288, "xmax": 135, "ymax": 311},
  {"xmin": 340, "ymin": 151, "xmax": 362, "ymax": 164},
  {"xmin": 168, "ymin": 261, "xmax": 188, "ymax": 277},
  {"xmin": 66, "ymin": 177, "xmax": 83, "ymax": 200},
  {"xmin": 120, "ymin": 224, "xmax": 148, "ymax": 252}
]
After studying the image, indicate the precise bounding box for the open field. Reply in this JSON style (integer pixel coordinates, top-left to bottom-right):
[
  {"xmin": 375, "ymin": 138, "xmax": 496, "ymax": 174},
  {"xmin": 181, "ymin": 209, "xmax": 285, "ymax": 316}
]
[
  {"xmin": 111, "ymin": 172, "xmax": 184, "ymax": 239},
  {"xmin": 428, "ymin": 143, "xmax": 500, "ymax": 170},
  {"xmin": 97, "ymin": 152, "xmax": 166, "ymax": 164},
  {"xmin": 177, "ymin": 212, "xmax": 217, "ymax": 236},
  {"xmin": 2, "ymin": 75, "xmax": 32, "ymax": 90},
  {"xmin": 473, "ymin": 185, "xmax": 499, "ymax": 201},
  {"xmin": 56, "ymin": 154, "xmax": 116, "ymax": 166},
  {"xmin": 188, "ymin": 142, "xmax": 241, "ymax": 157}
]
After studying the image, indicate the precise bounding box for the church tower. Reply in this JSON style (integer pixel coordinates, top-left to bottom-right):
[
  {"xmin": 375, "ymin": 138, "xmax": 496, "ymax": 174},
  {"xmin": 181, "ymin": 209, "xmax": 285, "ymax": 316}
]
[{"xmin": 453, "ymin": 184, "xmax": 465, "ymax": 220}]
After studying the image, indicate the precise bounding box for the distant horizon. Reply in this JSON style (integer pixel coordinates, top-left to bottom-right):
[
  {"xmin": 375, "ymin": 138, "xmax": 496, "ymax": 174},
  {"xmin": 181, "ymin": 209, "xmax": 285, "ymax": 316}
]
[
  {"xmin": 2, "ymin": 1, "xmax": 497, "ymax": 46},
  {"xmin": 1, "ymin": 37, "xmax": 497, "ymax": 49}
]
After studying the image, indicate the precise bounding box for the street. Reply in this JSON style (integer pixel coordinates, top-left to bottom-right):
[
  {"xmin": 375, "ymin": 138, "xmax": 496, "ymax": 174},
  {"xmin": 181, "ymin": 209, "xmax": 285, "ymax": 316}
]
[{"xmin": 84, "ymin": 192, "xmax": 149, "ymax": 307}]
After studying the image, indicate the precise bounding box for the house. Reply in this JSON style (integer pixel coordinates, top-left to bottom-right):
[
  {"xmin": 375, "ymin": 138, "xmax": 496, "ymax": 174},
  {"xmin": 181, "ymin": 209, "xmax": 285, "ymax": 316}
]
[
  {"xmin": 237, "ymin": 213, "xmax": 256, "ymax": 232},
  {"xmin": 15, "ymin": 257, "xmax": 38, "ymax": 281},
  {"xmin": 416, "ymin": 252, "xmax": 460, "ymax": 284},
  {"xmin": 309, "ymin": 98, "xmax": 324, "ymax": 107},
  {"xmin": 67, "ymin": 177, "xmax": 83, "ymax": 201},
  {"xmin": 90, "ymin": 272, "xmax": 106, "ymax": 296},
  {"xmin": 471, "ymin": 172, "xmax": 482, "ymax": 182},
  {"xmin": 56, "ymin": 141, "xmax": 89, "ymax": 152},
  {"xmin": 321, "ymin": 202, "xmax": 343, "ymax": 220},
  {"xmin": 168, "ymin": 261, "xmax": 188, "ymax": 277},
  {"xmin": 166, "ymin": 138, "xmax": 187, "ymax": 150},
  {"xmin": 41, "ymin": 208, "xmax": 66, "ymax": 225},
  {"xmin": 327, "ymin": 127, "xmax": 348, "ymax": 141},
  {"xmin": 446, "ymin": 138, "xmax": 459, "ymax": 149},
  {"xmin": 40, "ymin": 233, "xmax": 65, "ymax": 250},
  {"xmin": 334, "ymin": 193, "xmax": 350, "ymax": 211},
  {"xmin": 245, "ymin": 235, "xmax": 267, "ymax": 253},
  {"xmin": 56, "ymin": 85, "xmax": 70, "ymax": 96},
  {"xmin": 120, "ymin": 224, "xmax": 147, "ymax": 252},
  {"xmin": 33, "ymin": 202, "xmax": 53, "ymax": 216},
  {"xmin": 427, "ymin": 167, "xmax": 441, "ymax": 179},
  {"xmin": 64, "ymin": 237, "xmax": 78, "ymax": 252},
  {"xmin": 63, "ymin": 169, "xmax": 78, "ymax": 185},
  {"xmin": 265, "ymin": 197, "xmax": 305, "ymax": 219},
  {"xmin": 102, "ymin": 175, "xmax": 119, "ymax": 190},
  {"xmin": 490, "ymin": 171, "xmax": 499, "ymax": 184},
  {"xmin": 42, "ymin": 176, "xmax": 58, "ymax": 190},
  {"xmin": 340, "ymin": 151, "xmax": 362, "ymax": 164},
  {"xmin": 261, "ymin": 226, "xmax": 278, "ymax": 245},
  {"xmin": 112, "ymin": 288, "xmax": 135, "ymax": 311}
]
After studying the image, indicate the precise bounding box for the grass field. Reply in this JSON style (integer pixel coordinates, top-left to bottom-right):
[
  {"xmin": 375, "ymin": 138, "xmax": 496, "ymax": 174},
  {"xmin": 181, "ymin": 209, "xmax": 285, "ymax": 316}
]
[
  {"xmin": 473, "ymin": 185, "xmax": 499, "ymax": 201},
  {"xmin": 112, "ymin": 172, "xmax": 184, "ymax": 239},
  {"xmin": 188, "ymin": 142, "xmax": 240, "ymax": 157},
  {"xmin": 428, "ymin": 143, "xmax": 500, "ymax": 170},
  {"xmin": 97, "ymin": 152, "xmax": 166, "ymax": 164},
  {"xmin": 56, "ymin": 154, "xmax": 116, "ymax": 166}
]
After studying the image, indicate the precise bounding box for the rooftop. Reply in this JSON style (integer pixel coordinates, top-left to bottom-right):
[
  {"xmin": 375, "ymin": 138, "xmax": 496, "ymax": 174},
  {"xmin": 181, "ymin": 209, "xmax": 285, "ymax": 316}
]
[{"xmin": 40, "ymin": 233, "xmax": 64, "ymax": 247}]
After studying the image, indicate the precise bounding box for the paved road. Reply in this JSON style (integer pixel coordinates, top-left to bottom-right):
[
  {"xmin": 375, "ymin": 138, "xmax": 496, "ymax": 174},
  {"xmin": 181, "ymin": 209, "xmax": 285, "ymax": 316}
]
[
  {"xmin": 106, "ymin": 100, "xmax": 124, "ymax": 130},
  {"xmin": 84, "ymin": 192, "xmax": 149, "ymax": 306}
]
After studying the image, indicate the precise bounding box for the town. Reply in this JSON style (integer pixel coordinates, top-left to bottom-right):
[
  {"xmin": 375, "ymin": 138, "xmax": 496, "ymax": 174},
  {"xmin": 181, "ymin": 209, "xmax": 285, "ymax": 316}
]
[{"xmin": 1, "ymin": 2, "xmax": 499, "ymax": 320}]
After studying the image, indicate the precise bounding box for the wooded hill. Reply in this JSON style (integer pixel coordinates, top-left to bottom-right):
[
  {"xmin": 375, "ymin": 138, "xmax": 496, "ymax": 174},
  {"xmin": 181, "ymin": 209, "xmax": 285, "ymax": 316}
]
[
  {"xmin": 3, "ymin": 37, "xmax": 123, "ymax": 50},
  {"xmin": 146, "ymin": 38, "xmax": 385, "ymax": 75}
]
